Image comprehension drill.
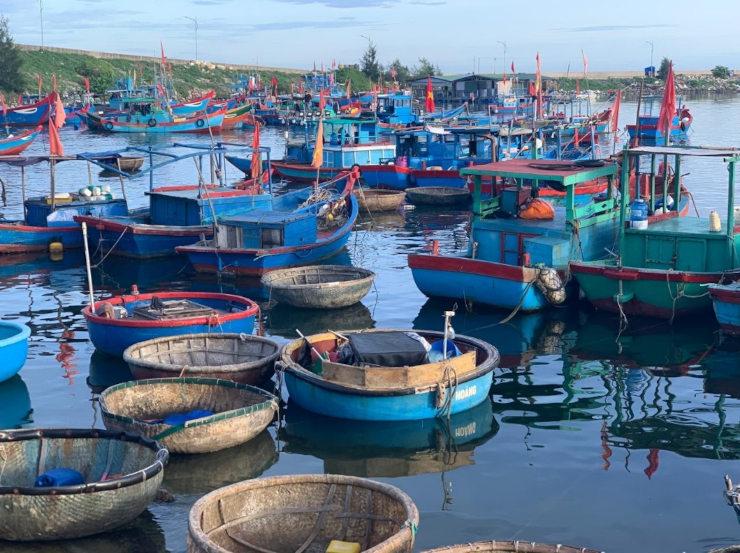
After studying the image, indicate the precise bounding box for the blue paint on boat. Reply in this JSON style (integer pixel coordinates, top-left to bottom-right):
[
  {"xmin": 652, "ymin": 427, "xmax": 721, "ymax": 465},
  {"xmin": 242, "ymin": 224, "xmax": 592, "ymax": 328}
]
[
  {"xmin": 709, "ymin": 283, "xmax": 740, "ymax": 336},
  {"xmin": 284, "ymin": 370, "xmax": 493, "ymax": 421},
  {"xmin": 0, "ymin": 322, "xmax": 31, "ymax": 382}
]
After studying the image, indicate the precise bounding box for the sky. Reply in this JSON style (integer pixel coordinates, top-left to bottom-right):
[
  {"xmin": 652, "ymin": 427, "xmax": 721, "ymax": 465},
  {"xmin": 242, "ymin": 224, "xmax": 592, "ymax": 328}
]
[{"xmin": 2, "ymin": 0, "xmax": 738, "ymax": 74}]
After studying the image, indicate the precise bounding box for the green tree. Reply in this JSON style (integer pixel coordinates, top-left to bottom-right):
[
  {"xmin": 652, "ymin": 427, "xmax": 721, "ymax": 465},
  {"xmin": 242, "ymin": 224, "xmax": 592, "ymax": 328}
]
[
  {"xmin": 360, "ymin": 40, "xmax": 380, "ymax": 82},
  {"xmin": 711, "ymin": 65, "xmax": 730, "ymax": 79},
  {"xmin": 657, "ymin": 57, "xmax": 672, "ymax": 80},
  {"xmin": 75, "ymin": 61, "xmax": 116, "ymax": 95},
  {"xmin": 386, "ymin": 59, "xmax": 411, "ymax": 84},
  {"xmin": 0, "ymin": 17, "xmax": 24, "ymax": 93},
  {"xmin": 411, "ymin": 57, "xmax": 440, "ymax": 79}
]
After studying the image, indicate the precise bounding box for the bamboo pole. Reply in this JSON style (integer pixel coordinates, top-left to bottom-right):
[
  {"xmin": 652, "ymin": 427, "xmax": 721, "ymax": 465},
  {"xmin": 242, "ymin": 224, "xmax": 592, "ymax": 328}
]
[{"xmin": 81, "ymin": 222, "xmax": 96, "ymax": 310}]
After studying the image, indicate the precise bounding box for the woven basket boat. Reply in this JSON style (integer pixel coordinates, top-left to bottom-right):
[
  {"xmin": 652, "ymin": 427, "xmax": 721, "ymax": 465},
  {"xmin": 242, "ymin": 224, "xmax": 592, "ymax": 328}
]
[
  {"xmin": 355, "ymin": 189, "xmax": 406, "ymax": 212},
  {"xmin": 262, "ymin": 265, "xmax": 375, "ymax": 309},
  {"xmin": 123, "ymin": 333, "xmax": 280, "ymax": 385},
  {"xmin": 405, "ymin": 187, "xmax": 471, "ymax": 206},
  {"xmin": 422, "ymin": 542, "xmax": 603, "ymax": 553},
  {"xmin": 100, "ymin": 378, "xmax": 278, "ymax": 454},
  {"xmin": 187, "ymin": 473, "xmax": 419, "ymax": 553},
  {"xmin": 0, "ymin": 428, "xmax": 167, "ymax": 541}
]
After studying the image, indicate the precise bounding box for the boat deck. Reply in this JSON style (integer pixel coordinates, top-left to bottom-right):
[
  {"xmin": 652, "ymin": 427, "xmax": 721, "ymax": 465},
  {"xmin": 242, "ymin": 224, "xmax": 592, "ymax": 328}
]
[{"xmin": 627, "ymin": 217, "xmax": 731, "ymax": 239}]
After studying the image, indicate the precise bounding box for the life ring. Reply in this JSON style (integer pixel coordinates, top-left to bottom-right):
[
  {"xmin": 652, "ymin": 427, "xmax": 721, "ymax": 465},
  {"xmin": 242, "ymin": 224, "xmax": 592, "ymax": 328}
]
[
  {"xmin": 147, "ymin": 118, "xmax": 157, "ymax": 127},
  {"xmin": 104, "ymin": 122, "xmax": 113, "ymax": 131},
  {"xmin": 195, "ymin": 118, "xmax": 205, "ymax": 128}
]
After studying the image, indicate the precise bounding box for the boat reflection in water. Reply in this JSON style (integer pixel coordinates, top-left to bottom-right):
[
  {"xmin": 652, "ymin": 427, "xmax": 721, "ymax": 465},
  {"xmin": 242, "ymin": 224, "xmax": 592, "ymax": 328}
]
[
  {"xmin": 2, "ymin": 509, "xmax": 166, "ymax": 553},
  {"xmin": 163, "ymin": 430, "xmax": 278, "ymax": 495},
  {"xmin": 94, "ymin": 255, "xmax": 191, "ymax": 293},
  {"xmin": 280, "ymin": 398, "xmax": 498, "ymax": 477},
  {"xmin": 266, "ymin": 301, "xmax": 375, "ymax": 339},
  {"xmin": 86, "ymin": 350, "xmax": 134, "ymax": 394},
  {"xmin": 0, "ymin": 375, "xmax": 32, "ymax": 428}
]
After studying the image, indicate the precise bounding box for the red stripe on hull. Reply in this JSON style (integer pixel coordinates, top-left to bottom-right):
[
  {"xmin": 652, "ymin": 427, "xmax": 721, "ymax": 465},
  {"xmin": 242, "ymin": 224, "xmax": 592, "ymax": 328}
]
[
  {"xmin": 408, "ymin": 254, "xmax": 531, "ymax": 282},
  {"xmin": 570, "ymin": 262, "xmax": 739, "ymax": 283},
  {"xmin": 74, "ymin": 216, "xmax": 211, "ymax": 237}
]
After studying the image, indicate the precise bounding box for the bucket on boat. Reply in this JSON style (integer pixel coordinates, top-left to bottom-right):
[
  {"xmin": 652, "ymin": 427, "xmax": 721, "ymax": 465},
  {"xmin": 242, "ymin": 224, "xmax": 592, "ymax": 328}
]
[
  {"xmin": 709, "ymin": 210, "xmax": 722, "ymax": 232},
  {"xmin": 630, "ymin": 198, "xmax": 648, "ymax": 230}
]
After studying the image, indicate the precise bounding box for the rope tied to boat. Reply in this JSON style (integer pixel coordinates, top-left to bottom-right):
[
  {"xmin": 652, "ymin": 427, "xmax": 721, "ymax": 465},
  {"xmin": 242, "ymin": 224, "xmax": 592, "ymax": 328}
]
[
  {"xmin": 90, "ymin": 226, "xmax": 129, "ymax": 268},
  {"xmin": 665, "ymin": 269, "xmax": 712, "ymax": 324},
  {"xmin": 436, "ymin": 363, "xmax": 458, "ymax": 420}
]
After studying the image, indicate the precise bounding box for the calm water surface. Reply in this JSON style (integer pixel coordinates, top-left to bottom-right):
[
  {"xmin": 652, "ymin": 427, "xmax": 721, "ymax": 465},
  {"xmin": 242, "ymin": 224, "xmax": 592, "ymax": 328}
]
[{"xmin": 0, "ymin": 97, "xmax": 738, "ymax": 552}]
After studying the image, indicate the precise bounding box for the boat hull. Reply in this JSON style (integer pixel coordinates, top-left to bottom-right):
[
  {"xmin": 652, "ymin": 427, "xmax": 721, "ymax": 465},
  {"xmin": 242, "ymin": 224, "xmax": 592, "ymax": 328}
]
[
  {"xmin": 76, "ymin": 216, "xmax": 211, "ymax": 258},
  {"xmin": 84, "ymin": 292, "xmax": 259, "ymax": 357},
  {"xmin": 409, "ymin": 254, "xmax": 548, "ymax": 311},
  {"xmin": 0, "ymin": 322, "xmax": 31, "ymax": 382},
  {"xmin": 0, "ymin": 224, "xmax": 82, "ymax": 253},
  {"xmin": 89, "ymin": 111, "xmax": 224, "ymax": 134},
  {"xmin": 0, "ymin": 128, "xmax": 41, "ymax": 155},
  {"xmin": 709, "ymin": 284, "xmax": 740, "ymax": 335},
  {"xmin": 571, "ymin": 262, "xmax": 740, "ymax": 319},
  {"xmin": 1, "ymin": 97, "xmax": 52, "ymax": 126},
  {"xmin": 360, "ymin": 165, "xmax": 412, "ymax": 190},
  {"xmin": 272, "ymin": 162, "xmax": 343, "ymax": 182}
]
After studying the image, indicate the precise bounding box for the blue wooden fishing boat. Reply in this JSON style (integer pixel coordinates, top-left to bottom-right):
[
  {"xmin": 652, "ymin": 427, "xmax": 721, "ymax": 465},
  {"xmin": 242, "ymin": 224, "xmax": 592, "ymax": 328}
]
[
  {"xmin": 261, "ymin": 117, "xmax": 395, "ymax": 182},
  {"xmin": 87, "ymin": 109, "xmax": 224, "ymax": 134},
  {"xmin": 376, "ymin": 91, "xmax": 418, "ymax": 127},
  {"xmin": 75, "ymin": 144, "xmax": 273, "ymax": 258},
  {"xmin": 0, "ymin": 156, "xmax": 129, "ymax": 254},
  {"xmin": 278, "ymin": 328, "xmax": 499, "ymax": 421},
  {"xmin": 176, "ymin": 172, "xmax": 359, "ymax": 276},
  {"xmin": 709, "ymin": 282, "xmax": 740, "ymax": 335},
  {"xmin": 626, "ymin": 96, "xmax": 692, "ymax": 143},
  {"xmin": 409, "ymin": 158, "xmax": 622, "ymax": 311},
  {"xmin": 83, "ymin": 290, "xmax": 259, "ymax": 357},
  {"xmin": 0, "ymin": 322, "xmax": 30, "ymax": 382},
  {"xmin": 1, "ymin": 94, "xmax": 53, "ymax": 126},
  {"xmin": 0, "ymin": 127, "xmax": 41, "ymax": 155}
]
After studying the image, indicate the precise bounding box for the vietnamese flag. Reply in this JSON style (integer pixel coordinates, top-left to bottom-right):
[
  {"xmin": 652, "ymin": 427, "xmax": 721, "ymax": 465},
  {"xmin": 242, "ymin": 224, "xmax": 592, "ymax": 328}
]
[
  {"xmin": 611, "ymin": 89, "xmax": 622, "ymax": 133},
  {"xmin": 425, "ymin": 77, "xmax": 435, "ymax": 113},
  {"xmin": 250, "ymin": 121, "xmax": 261, "ymax": 180},
  {"xmin": 657, "ymin": 63, "xmax": 676, "ymax": 142},
  {"xmin": 83, "ymin": 77, "xmax": 90, "ymax": 93}
]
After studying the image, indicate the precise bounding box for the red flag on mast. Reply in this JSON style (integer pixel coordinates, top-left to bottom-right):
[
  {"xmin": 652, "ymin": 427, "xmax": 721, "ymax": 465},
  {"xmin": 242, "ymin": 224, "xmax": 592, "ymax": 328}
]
[
  {"xmin": 657, "ymin": 63, "xmax": 676, "ymax": 141},
  {"xmin": 425, "ymin": 77, "xmax": 435, "ymax": 113},
  {"xmin": 48, "ymin": 93, "xmax": 65, "ymax": 156},
  {"xmin": 581, "ymin": 49, "xmax": 588, "ymax": 76},
  {"xmin": 311, "ymin": 92, "xmax": 325, "ymax": 168},
  {"xmin": 535, "ymin": 52, "xmax": 543, "ymax": 118},
  {"xmin": 250, "ymin": 122, "xmax": 261, "ymax": 180},
  {"xmin": 83, "ymin": 77, "xmax": 90, "ymax": 94},
  {"xmin": 510, "ymin": 61, "xmax": 515, "ymax": 74},
  {"xmin": 270, "ymin": 75, "xmax": 278, "ymax": 96},
  {"xmin": 611, "ymin": 89, "xmax": 622, "ymax": 133}
]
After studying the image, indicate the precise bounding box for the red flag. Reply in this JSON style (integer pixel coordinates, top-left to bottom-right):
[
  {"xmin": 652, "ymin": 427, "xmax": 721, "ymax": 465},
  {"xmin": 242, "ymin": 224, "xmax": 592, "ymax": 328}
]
[
  {"xmin": 528, "ymin": 81, "xmax": 536, "ymax": 97},
  {"xmin": 510, "ymin": 61, "xmax": 515, "ymax": 74},
  {"xmin": 51, "ymin": 73, "xmax": 57, "ymax": 92},
  {"xmin": 83, "ymin": 77, "xmax": 90, "ymax": 93},
  {"xmin": 17, "ymin": 94, "xmax": 22, "ymax": 105},
  {"xmin": 270, "ymin": 75, "xmax": 278, "ymax": 96},
  {"xmin": 581, "ymin": 49, "xmax": 588, "ymax": 76},
  {"xmin": 425, "ymin": 77, "xmax": 435, "ymax": 113},
  {"xmin": 535, "ymin": 52, "xmax": 543, "ymax": 118},
  {"xmin": 48, "ymin": 94, "xmax": 64, "ymax": 156},
  {"xmin": 576, "ymin": 79, "xmax": 580, "ymax": 95},
  {"xmin": 611, "ymin": 89, "xmax": 622, "ymax": 133},
  {"xmin": 311, "ymin": 93, "xmax": 325, "ymax": 168},
  {"xmin": 53, "ymin": 91, "xmax": 66, "ymax": 129},
  {"xmin": 657, "ymin": 63, "xmax": 676, "ymax": 141},
  {"xmin": 160, "ymin": 41, "xmax": 167, "ymax": 67},
  {"xmin": 250, "ymin": 122, "xmax": 261, "ymax": 180}
]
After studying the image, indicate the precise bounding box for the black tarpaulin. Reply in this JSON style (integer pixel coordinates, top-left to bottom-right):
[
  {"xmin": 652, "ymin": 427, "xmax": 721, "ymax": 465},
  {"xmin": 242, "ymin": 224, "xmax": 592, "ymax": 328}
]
[{"xmin": 346, "ymin": 331, "xmax": 428, "ymax": 367}]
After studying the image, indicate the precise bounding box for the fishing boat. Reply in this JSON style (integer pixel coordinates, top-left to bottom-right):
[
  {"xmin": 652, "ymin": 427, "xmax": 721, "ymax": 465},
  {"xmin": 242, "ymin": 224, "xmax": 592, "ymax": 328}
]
[
  {"xmin": 261, "ymin": 265, "xmax": 375, "ymax": 309},
  {"xmin": 0, "ymin": 127, "xmax": 42, "ymax": 155},
  {"xmin": 571, "ymin": 145, "xmax": 740, "ymax": 320},
  {"xmin": 0, "ymin": 321, "xmax": 30, "ymax": 382},
  {"xmin": 278, "ymin": 326, "xmax": 499, "ymax": 421},
  {"xmin": 221, "ymin": 104, "xmax": 261, "ymax": 130},
  {"xmin": 354, "ymin": 188, "xmax": 406, "ymax": 212},
  {"xmin": 75, "ymin": 144, "xmax": 273, "ymax": 258},
  {"xmin": 83, "ymin": 290, "xmax": 260, "ymax": 357},
  {"xmin": 626, "ymin": 96, "xmax": 692, "ymax": 143},
  {"xmin": 0, "ymin": 156, "xmax": 129, "ymax": 254},
  {"xmin": 87, "ymin": 109, "xmax": 225, "ymax": 134},
  {"xmin": 709, "ymin": 282, "xmax": 740, "ymax": 335},
  {"xmin": 0, "ymin": 94, "xmax": 53, "ymax": 126},
  {"xmin": 409, "ymin": 158, "xmax": 622, "ymax": 311},
  {"xmin": 0, "ymin": 428, "xmax": 167, "ymax": 541},
  {"xmin": 187, "ymin": 474, "xmax": 419, "ymax": 553},
  {"xmin": 100, "ymin": 377, "xmax": 278, "ymax": 454},
  {"xmin": 177, "ymin": 171, "xmax": 359, "ymax": 276},
  {"xmin": 123, "ymin": 333, "xmax": 280, "ymax": 384}
]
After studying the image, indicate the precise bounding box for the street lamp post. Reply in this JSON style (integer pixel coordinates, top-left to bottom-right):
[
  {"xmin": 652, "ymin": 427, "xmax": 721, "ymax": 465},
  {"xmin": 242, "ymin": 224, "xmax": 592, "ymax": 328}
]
[
  {"xmin": 497, "ymin": 40, "xmax": 507, "ymax": 72},
  {"xmin": 184, "ymin": 16, "xmax": 199, "ymax": 61}
]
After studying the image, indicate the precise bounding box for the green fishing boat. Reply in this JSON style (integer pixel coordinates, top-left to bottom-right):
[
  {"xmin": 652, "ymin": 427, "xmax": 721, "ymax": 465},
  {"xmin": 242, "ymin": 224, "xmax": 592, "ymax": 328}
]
[{"xmin": 571, "ymin": 145, "xmax": 740, "ymax": 320}]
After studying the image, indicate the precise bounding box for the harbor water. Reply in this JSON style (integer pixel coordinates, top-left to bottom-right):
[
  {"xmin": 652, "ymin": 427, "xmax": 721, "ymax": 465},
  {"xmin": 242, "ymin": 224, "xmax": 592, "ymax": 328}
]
[{"xmin": 0, "ymin": 97, "xmax": 738, "ymax": 552}]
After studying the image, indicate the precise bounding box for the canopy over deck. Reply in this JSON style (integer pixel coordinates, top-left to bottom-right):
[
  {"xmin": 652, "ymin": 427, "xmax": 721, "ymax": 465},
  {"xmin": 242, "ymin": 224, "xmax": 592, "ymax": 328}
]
[
  {"xmin": 461, "ymin": 158, "xmax": 618, "ymax": 186},
  {"xmin": 628, "ymin": 145, "xmax": 740, "ymax": 158}
]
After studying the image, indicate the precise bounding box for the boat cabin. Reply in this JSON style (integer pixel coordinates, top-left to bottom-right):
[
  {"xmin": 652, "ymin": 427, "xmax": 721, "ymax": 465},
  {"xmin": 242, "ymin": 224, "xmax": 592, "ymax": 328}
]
[
  {"xmin": 618, "ymin": 146, "xmax": 739, "ymax": 273},
  {"xmin": 395, "ymin": 126, "xmax": 493, "ymax": 169},
  {"xmin": 216, "ymin": 211, "xmax": 317, "ymax": 250},
  {"xmin": 376, "ymin": 92, "xmax": 417, "ymax": 125},
  {"xmin": 461, "ymin": 159, "xmax": 619, "ymax": 267},
  {"xmin": 147, "ymin": 185, "xmax": 272, "ymax": 226},
  {"xmin": 25, "ymin": 195, "xmax": 127, "ymax": 227}
]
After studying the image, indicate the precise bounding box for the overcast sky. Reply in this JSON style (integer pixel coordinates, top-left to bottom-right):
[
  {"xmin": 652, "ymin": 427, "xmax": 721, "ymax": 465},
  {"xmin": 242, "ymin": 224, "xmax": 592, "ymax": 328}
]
[{"xmin": 3, "ymin": 0, "xmax": 737, "ymax": 73}]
